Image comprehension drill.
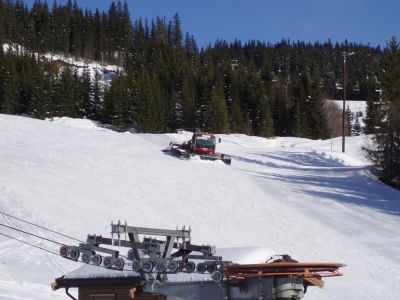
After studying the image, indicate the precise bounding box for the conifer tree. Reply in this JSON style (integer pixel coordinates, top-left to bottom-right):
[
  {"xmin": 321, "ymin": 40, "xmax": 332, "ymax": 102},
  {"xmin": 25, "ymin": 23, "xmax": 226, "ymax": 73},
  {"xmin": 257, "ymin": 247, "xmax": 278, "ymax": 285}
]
[
  {"xmin": 353, "ymin": 113, "xmax": 362, "ymax": 135},
  {"xmin": 78, "ymin": 68, "xmax": 92, "ymax": 118},
  {"xmin": 365, "ymin": 99, "xmax": 383, "ymax": 134},
  {"xmin": 137, "ymin": 72, "xmax": 164, "ymax": 132},
  {"xmin": 91, "ymin": 70, "xmax": 103, "ymax": 120},
  {"xmin": 308, "ymin": 77, "xmax": 329, "ymax": 139},
  {"xmin": 17, "ymin": 55, "xmax": 35, "ymax": 114},
  {"xmin": 0, "ymin": 47, "xmax": 5, "ymax": 112},
  {"xmin": 171, "ymin": 13, "xmax": 182, "ymax": 49},
  {"xmin": 366, "ymin": 37, "xmax": 400, "ymax": 186},
  {"xmin": 30, "ymin": 64, "xmax": 51, "ymax": 119},
  {"xmin": 125, "ymin": 73, "xmax": 139, "ymax": 127},
  {"xmin": 205, "ymin": 83, "xmax": 229, "ymax": 133},
  {"xmin": 290, "ymin": 74, "xmax": 308, "ymax": 137},
  {"xmin": 231, "ymin": 99, "xmax": 248, "ymax": 134},
  {"xmin": 54, "ymin": 66, "xmax": 75, "ymax": 117},
  {"xmin": 181, "ymin": 75, "xmax": 197, "ymax": 131},
  {"xmin": 251, "ymin": 75, "xmax": 274, "ymax": 137},
  {"xmin": 0, "ymin": 0, "xmax": 6, "ymax": 44},
  {"xmin": 345, "ymin": 105, "xmax": 354, "ymax": 136},
  {"xmin": 0, "ymin": 53, "xmax": 19, "ymax": 114}
]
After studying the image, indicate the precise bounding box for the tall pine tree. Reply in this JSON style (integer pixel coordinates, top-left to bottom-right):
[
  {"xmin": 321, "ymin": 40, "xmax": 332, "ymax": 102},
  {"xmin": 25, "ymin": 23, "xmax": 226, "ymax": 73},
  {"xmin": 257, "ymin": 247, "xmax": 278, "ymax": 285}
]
[{"xmin": 366, "ymin": 37, "xmax": 400, "ymax": 187}]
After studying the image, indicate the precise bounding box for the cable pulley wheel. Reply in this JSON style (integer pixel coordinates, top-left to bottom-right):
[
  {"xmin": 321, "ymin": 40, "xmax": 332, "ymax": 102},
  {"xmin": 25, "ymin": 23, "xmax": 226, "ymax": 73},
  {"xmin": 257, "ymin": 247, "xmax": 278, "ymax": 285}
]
[
  {"xmin": 142, "ymin": 261, "xmax": 154, "ymax": 273},
  {"xmin": 167, "ymin": 260, "xmax": 179, "ymax": 273},
  {"xmin": 131, "ymin": 260, "xmax": 142, "ymax": 272},
  {"xmin": 186, "ymin": 261, "xmax": 196, "ymax": 273},
  {"xmin": 67, "ymin": 246, "xmax": 80, "ymax": 261},
  {"xmin": 206, "ymin": 264, "xmax": 217, "ymax": 273},
  {"xmin": 196, "ymin": 263, "xmax": 207, "ymax": 273},
  {"xmin": 211, "ymin": 270, "xmax": 224, "ymax": 283},
  {"xmin": 81, "ymin": 253, "xmax": 91, "ymax": 263},
  {"xmin": 113, "ymin": 257, "xmax": 125, "ymax": 270},
  {"xmin": 91, "ymin": 254, "xmax": 102, "ymax": 266},
  {"xmin": 59, "ymin": 245, "xmax": 68, "ymax": 258},
  {"xmin": 103, "ymin": 256, "xmax": 113, "ymax": 268},
  {"xmin": 155, "ymin": 261, "xmax": 167, "ymax": 273}
]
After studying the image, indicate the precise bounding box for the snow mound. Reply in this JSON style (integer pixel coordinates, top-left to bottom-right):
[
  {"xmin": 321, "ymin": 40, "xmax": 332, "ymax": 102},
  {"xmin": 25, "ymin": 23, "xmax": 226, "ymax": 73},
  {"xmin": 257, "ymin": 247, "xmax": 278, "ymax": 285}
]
[{"xmin": 217, "ymin": 247, "xmax": 275, "ymax": 264}]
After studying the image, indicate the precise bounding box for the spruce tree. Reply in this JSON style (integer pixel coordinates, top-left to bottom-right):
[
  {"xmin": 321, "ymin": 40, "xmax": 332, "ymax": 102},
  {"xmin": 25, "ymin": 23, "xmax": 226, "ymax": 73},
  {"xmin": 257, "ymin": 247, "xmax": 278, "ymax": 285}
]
[
  {"xmin": 252, "ymin": 76, "xmax": 274, "ymax": 137},
  {"xmin": 91, "ymin": 70, "xmax": 103, "ymax": 120},
  {"xmin": 0, "ymin": 0, "xmax": 5, "ymax": 44},
  {"xmin": 205, "ymin": 83, "xmax": 229, "ymax": 133},
  {"xmin": 308, "ymin": 76, "xmax": 329, "ymax": 139},
  {"xmin": 366, "ymin": 37, "xmax": 400, "ymax": 187},
  {"xmin": 30, "ymin": 64, "xmax": 51, "ymax": 119},
  {"xmin": 345, "ymin": 105, "xmax": 354, "ymax": 136},
  {"xmin": 0, "ymin": 53, "xmax": 19, "ymax": 114},
  {"xmin": 181, "ymin": 75, "xmax": 197, "ymax": 131},
  {"xmin": 290, "ymin": 74, "xmax": 308, "ymax": 137},
  {"xmin": 54, "ymin": 66, "xmax": 75, "ymax": 117},
  {"xmin": 78, "ymin": 68, "xmax": 92, "ymax": 118}
]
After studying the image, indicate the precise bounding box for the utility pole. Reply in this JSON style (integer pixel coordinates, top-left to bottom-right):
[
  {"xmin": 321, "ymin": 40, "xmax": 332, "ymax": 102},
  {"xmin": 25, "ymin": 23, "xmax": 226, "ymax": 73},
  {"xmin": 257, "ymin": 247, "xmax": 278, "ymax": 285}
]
[{"xmin": 342, "ymin": 52, "xmax": 354, "ymax": 153}]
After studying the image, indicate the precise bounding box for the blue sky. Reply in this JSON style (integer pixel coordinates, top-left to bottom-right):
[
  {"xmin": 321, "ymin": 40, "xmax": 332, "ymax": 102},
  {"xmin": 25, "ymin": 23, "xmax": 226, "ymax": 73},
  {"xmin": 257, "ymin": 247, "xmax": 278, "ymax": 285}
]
[{"xmin": 25, "ymin": 0, "xmax": 400, "ymax": 48}]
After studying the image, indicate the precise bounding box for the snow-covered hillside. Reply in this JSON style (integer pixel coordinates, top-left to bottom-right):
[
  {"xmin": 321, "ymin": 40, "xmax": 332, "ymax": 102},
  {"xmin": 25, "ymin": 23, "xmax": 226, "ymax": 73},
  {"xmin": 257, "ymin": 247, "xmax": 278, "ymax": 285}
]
[
  {"xmin": 2, "ymin": 43, "xmax": 120, "ymax": 82},
  {"xmin": 0, "ymin": 114, "xmax": 399, "ymax": 300}
]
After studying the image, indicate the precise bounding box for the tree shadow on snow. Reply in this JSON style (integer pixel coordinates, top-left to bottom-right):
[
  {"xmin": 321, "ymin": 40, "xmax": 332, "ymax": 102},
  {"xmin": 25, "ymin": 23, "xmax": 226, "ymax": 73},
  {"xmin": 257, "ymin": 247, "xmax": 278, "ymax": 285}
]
[
  {"xmin": 231, "ymin": 151, "xmax": 346, "ymax": 171},
  {"xmin": 232, "ymin": 152, "xmax": 400, "ymax": 216}
]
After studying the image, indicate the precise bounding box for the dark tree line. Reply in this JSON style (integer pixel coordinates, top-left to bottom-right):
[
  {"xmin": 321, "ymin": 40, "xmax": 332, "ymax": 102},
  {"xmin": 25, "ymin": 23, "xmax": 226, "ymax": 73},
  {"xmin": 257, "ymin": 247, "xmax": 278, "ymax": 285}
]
[{"xmin": 0, "ymin": 0, "xmax": 388, "ymax": 139}]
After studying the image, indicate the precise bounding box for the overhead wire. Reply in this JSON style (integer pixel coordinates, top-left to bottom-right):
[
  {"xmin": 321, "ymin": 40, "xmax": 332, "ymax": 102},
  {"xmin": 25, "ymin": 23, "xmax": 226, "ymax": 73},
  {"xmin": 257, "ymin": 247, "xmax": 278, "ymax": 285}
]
[
  {"xmin": 0, "ymin": 231, "xmax": 60, "ymax": 256},
  {"xmin": 0, "ymin": 223, "xmax": 66, "ymax": 246},
  {"xmin": 0, "ymin": 215, "xmax": 132, "ymax": 270},
  {"xmin": 0, "ymin": 231, "xmax": 133, "ymax": 271},
  {"xmin": 0, "ymin": 210, "xmax": 84, "ymax": 243},
  {"xmin": 0, "ymin": 219, "xmax": 129, "ymax": 259},
  {"xmin": 0, "ymin": 211, "xmax": 127, "ymax": 258}
]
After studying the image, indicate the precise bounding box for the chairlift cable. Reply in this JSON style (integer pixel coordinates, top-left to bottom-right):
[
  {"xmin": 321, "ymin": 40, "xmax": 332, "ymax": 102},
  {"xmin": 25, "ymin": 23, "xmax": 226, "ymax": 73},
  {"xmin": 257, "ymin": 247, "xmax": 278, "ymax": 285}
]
[
  {"xmin": 0, "ymin": 210, "xmax": 83, "ymax": 243},
  {"xmin": 0, "ymin": 231, "xmax": 60, "ymax": 256},
  {"xmin": 0, "ymin": 223, "xmax": 66, "ymax": 246},
  {"xmin": 0, "ymin": 212, "xmax": 130, "ymax": 260},
  {"xmin": 0, "ymin": 231, "xmax": 132, "ymax": 270}
]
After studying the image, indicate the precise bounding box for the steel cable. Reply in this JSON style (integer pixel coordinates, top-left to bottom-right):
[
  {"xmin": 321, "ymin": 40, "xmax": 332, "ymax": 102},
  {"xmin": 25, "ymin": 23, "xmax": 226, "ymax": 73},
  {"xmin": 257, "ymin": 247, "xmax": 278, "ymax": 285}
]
[
  {"xmin": 0, "ymin": 210, "xmax": 83, "ymax": 243},
  {"xmin": 0, "ymin": 212, "xmax": 130, "ymax": 262},
  {"xmin": 0, "ymin": 231, "xmax": 60, "ymax": 256},
  {"xmin": 0, "ymin": 231, "xmax": 133, "ymax": 270},
  {"xmin": 0, "ymin": 223, "xmax": 66, "ymax": 246}
]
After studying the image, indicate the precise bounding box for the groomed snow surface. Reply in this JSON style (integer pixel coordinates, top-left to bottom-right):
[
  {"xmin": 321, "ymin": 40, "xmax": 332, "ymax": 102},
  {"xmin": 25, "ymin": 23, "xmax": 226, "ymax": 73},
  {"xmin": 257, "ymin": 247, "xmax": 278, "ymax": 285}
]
[{"xmin": 0, "ymin": 114, "xmax": 399, "ymax": 300}]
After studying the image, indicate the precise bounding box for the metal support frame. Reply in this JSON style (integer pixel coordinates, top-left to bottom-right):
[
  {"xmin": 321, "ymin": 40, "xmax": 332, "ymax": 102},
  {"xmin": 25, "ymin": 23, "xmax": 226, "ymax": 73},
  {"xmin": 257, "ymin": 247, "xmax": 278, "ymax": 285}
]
[
  {"xmin": 111, "ymin": 223, "xmax": 192, "ymax": 261},
  {"xmin": 62, "ymin": 222, "xmax": 231, "ymax": 277}
]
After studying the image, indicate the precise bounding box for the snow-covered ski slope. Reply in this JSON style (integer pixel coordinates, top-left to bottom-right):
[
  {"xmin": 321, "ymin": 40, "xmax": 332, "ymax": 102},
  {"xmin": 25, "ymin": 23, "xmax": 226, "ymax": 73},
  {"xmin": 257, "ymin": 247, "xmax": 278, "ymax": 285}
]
[{"xmin": 0, "ymin": 114, "xmax": 399, "ymax": 300}]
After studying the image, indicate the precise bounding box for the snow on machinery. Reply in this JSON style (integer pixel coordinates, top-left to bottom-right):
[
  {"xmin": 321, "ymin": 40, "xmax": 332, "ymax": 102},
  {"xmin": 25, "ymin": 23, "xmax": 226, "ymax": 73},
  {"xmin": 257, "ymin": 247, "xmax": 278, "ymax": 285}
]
[
  {"xmin": 162, "ymin": 132, "xmax": 232, "ymax": 165},
  {"xmin": 59, "ymin": 222, "xmax": 344, "ymax": 294}
]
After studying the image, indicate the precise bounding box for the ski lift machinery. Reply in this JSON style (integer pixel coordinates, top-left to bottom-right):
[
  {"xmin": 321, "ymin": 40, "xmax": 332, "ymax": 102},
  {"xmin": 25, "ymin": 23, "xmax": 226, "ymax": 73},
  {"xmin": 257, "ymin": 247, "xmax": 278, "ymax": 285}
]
[
  {"xmin": 56, "ymin": 222, "xmax": 344, "ymax": 300},
  {"xmin": 60, "ymin": 222, "xmax": 231, "ymax": 282}
]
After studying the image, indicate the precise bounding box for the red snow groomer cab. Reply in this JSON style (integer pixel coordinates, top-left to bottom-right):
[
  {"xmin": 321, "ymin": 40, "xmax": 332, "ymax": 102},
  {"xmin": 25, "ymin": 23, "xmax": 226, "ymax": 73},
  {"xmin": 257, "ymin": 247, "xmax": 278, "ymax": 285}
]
[
  {"xmin": 162, "ymin": 132, "xmax": 231, "ymax": 165},
  {"xmin": 187, "ymin": 132, "xmax": 217, "ymax": 155}
]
